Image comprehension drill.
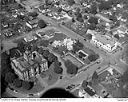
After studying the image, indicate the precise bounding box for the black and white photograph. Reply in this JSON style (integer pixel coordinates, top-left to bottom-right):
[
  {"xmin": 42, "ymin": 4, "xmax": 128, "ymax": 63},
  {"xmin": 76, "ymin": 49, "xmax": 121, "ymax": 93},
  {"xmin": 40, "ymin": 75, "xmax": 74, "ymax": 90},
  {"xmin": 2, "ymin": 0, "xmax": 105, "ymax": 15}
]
[{"xmin": 1, "ymin": 0, "xmax": 128, "ymax": 100}]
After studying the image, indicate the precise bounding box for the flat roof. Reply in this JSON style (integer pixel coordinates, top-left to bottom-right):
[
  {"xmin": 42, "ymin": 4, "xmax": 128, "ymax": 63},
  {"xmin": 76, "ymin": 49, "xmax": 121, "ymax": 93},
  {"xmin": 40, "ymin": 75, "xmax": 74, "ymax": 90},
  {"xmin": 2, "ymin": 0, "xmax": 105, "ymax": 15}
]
[{"xmin": 93, "ymin": 34, "xmax": 116, "ymax": 46}]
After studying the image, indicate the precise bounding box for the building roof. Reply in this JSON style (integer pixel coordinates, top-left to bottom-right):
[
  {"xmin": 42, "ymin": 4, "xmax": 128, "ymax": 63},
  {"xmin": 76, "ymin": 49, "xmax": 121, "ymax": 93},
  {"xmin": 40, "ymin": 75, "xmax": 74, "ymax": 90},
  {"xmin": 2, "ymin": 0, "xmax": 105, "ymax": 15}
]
[
  {"xmin": 12, "ymin": 51, "xmax": 47, "ymax": 72},
  {"xmin": 84, "ymin": 87, "xmax": 96, "ymax": 96},
  {"xmin": 93, "ymin": 34, "xmax": 116, "ymax": 46}
]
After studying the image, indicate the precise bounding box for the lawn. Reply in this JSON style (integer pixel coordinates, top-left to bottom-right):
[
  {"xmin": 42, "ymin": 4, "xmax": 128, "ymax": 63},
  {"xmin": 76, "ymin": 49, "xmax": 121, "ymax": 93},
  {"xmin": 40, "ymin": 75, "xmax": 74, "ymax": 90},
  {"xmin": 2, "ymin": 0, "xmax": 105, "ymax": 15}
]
[
  {"xmin": 10, "ymin": 80, "xmax": 45, "ymax": 94},
  {"xmin": 63, "ymin": 53, "xmax": 84, "ymax": 68},
  {"xmin": 49, "ymin": 33, "xmax": 67, "ymax": 42},
  {"xmin": 82, "ymin": 47, "xmax": 95, "ymax": 55},
  {"xmin": 40, "ymin": 63, "xmax": 60, "ymax": 86}
]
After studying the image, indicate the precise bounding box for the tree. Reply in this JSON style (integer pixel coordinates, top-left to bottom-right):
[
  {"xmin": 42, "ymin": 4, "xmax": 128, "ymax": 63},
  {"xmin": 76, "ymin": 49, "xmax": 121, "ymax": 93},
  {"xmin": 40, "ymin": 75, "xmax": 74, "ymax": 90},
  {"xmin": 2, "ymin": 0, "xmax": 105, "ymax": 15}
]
[
  {"xmin": 64, "ymin": 60, "xmax": 78, "ymax": 75},
  {"xmin": 28, "ymin": 12, "xmax": 38, "ymax": 17},
  {"xmin": 42, "ymin": 50, "xmax": 50, "ymax": 59},
  {"xmin": 88, "ymin": 23, "xmax": 96, "ymax": 30},
  {"xmin": 38, "ymin": 20, "xmax": 47, "ymax": 28},
  {"xmin": 45, "ymin": 0, "xmax": 52, "ymax": 6},
  {"xmin": 13, "ymin": 78, "xmax": 22, "ymax": 88},
  {"xmin": 5, "ymin": 72, "xmax": 16, "ymax": 84},
  {"xmin": 98, "ymin": 1, "xmax": 113, "ymax": 11},
  {"xmin": 88, "ymin": 54, "xmax": 99, "ymax": 62},
  {"xmin": 118, "ymin": 69, "xmax": 128, "ymax": 97},
  {"xmin": 85, "ymin": 33, "xmax": 92, "ymax": 40},
  {"xmin": 38, "ymin": 48, "xmax": 45, "ymax": 55},
  {"xmin": 9, "ymin": 48, "xmax": 21, "ymax": 58},
  {"xmin": 114, "ymin": 34, "xmax": 120, "ymax": 40},
  {"xmin": 1, "ymin": 52, "xmax": 13, "ymax": 77},
  {"xmin": 25, "ymin": 25, "xmax": 32, "ymax": 32},
  {"xmin": 67, "ymin": 0, "xmax": 75, "ymax": 6},
  {"xmin": 1, "ymin": 75, "xmax": 8, "ymax": 96},
  {"xmin": 31, "ymin": 44, "xmax": 39, "ymax": 52},
  {"xmin": 39, "ymin": 40, "xmax": 49, "ymax": 47},
  {"xmin": 22, "ymin": 81, "xmax": 32, "ymax": 90},
  {"xmin": 92, "ymin": 71, "xmax": 98, "ymax": 80},
  {"xmin": 54, "ymin": 61, "xmax": 63, "ymax": 74},
  {"xmin": 83, "ymin": 15, "xmax": 88, "ymax": 20},
  {"xmin": 90, "ymin": 3, "xmax": 98, "ymax": 14},
  {"xmin": 53, "ymin": 63, "xmax": 63, "ymax": 74},
  {"xmin": 81, "ymin": 80, "xmax": 88, "ymax": 89},
  {"xmin": 48, "ymin": 53, "xmax": 58, "ymax": 62},
  {"xmin": 76, "ymin": 16, "xmax": 84, "ymax": 23},
  {"xmin": 109, "ymin": 14, "xmax": 117, "ymax": 22},
  {"xmin": 73, "ymin": 40, "xmax": 84, "ymax": 52},
  {"xmin": 17, "ymin": 15, "xmax": 25, "ymax": 21},
  {"xmin": 88, "ymin": 17, "xmax": 98, "ymax": 25}
]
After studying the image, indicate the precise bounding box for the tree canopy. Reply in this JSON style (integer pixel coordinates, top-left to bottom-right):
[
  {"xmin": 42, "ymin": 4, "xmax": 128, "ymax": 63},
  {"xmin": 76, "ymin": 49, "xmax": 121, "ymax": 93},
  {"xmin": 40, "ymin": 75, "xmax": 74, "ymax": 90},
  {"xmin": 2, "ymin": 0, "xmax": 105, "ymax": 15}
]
[
  {"xmin": 5, "ymin": 72, "xmax": 16, "ymax": 84},
  {"xmin": 85, "ymin": 33, "xmax": 92, "ymax": 40},
  {"xmin": 118, "ymin": 69, "xmax": 128, "ymax": 97},
  {"xmin": 28, "ymin": 12, "xmax": 38, "ymax": 17},
  {"xmin": 66, "ymin": 0, "xmax": 75, "ymax": 6},
  {"xmin": 22, "ymin": 81, "xmax": 32, "ymax": 90},
  {"xmin": 1, "ymin": 52, "xmax": 13, "ymax": 77},
  {"xmin": 9, "ymin": 47, "xmax": 21, "ymax": 58},
  {"xmin": 90, "ymin": 3, "xmax": 98, "ymax": 14},
  {"xmin": 98, "ymin": 1, "xmax": 113, "ymax": 11},
  {"xmin": 13, "ymin": 78, "xmax": 22, "ymax": 88},
  {"xmin": 64, "ymin": 60, "xmax": 78, "ymax": 75},
  {"xmin": 88, "ymin": 54, "xmax": 99, "ymax": 62},
  {"xmin": 38, "ymin": 20, "xmax": 47, "ymax": 28},
  {"xmin": 48, "ymin": 53, "xmax": 58, "ymax": 63},
  {"xmin": 39, "ymin": 40, "xmax": 49, "ymax": 47},
  {"xmin": 42, "ymin": 50, "xmax": 50, "ymax": 59},
  {"xmin": 88, "ymin": 17, "xmax": 98, "ymax": 25},
  {"xmin": 73, "ymin": 40, "xmax": 84, "ymax": 52},
  {"xmin": 92, "ymin": 71, "xmax": 98, "ymax": 80},
  {"xmin": 81, "ymin": 80, "xmax": 88, "ymax": 89},
  {"xmin": 53, "ymin": 62, "xmax": 63, "ymax": 74}
]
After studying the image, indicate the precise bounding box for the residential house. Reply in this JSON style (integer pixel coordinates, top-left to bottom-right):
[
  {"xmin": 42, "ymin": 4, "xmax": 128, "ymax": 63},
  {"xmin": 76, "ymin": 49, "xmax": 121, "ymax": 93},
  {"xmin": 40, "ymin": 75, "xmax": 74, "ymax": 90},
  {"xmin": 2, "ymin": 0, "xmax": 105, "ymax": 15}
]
[
  {"xmin": 27, "ymin": 19, "xmax": 38, "ymax": 28},
  {"xmin": 11, "ymin": 51, "xmax": 48, "ymax": 81},
  {"xmin": 24, "ymin": 35, "xmax": 37, "ymax": 42}
]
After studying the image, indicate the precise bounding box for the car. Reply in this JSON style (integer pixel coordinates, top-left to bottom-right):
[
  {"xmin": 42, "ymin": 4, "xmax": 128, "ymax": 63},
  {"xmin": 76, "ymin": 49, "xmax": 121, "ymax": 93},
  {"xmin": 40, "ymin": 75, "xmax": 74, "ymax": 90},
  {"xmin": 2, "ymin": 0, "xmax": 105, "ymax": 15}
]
[
  {"xmin": 66, "ymin": 84, "xmax": 76, "ymax": 91},
  {"xmin": 29, "ymin": 94, "xmax": 34, "ymax": 97}
]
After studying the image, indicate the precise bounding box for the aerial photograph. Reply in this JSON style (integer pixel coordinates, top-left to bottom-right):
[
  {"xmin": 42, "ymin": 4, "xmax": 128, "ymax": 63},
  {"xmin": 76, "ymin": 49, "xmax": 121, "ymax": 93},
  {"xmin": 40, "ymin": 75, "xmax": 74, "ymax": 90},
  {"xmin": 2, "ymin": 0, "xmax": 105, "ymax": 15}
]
[{"xmin": 1, "ymin": 0, "xmax": 128, "ymax": 98}]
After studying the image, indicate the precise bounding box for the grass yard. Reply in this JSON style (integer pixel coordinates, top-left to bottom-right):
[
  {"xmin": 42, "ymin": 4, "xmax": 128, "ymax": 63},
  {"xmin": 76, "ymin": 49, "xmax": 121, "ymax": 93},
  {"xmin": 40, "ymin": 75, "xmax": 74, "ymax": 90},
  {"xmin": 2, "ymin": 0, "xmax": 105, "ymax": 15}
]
[
  {"xmin": 10, "ymin": 80, "xmax": 45, "ymax": 94},
  {"xmin": 82, "ymin": 47, "xmax": 95, "ymax": 55},
  {"xmin": 49, "ymin": 33, "xmax": 67, "ymax": 42},
  {"xmin": 64, "ymin": 53, "xmax": 84, "ymax": 68},
  {"xmin": 40, "ymin": 63, "xmax": 60, "ymax": 86}
]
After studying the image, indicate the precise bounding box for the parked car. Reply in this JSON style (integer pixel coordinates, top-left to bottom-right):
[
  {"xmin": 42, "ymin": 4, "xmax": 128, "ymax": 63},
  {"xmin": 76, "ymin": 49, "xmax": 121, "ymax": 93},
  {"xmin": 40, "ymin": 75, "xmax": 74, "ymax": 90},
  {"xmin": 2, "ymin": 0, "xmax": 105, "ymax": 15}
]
[{"xmin": 66, "ymin": 84, "xmax": 75, "ymax": 91}]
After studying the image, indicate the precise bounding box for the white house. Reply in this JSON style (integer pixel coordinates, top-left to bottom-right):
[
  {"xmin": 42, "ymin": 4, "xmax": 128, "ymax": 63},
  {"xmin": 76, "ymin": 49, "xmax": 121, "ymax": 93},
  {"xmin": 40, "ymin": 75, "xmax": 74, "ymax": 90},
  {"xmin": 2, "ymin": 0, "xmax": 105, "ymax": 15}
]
[{"xmin": 91, "ymin": 34, "xmax": 120, "ymax": 52}]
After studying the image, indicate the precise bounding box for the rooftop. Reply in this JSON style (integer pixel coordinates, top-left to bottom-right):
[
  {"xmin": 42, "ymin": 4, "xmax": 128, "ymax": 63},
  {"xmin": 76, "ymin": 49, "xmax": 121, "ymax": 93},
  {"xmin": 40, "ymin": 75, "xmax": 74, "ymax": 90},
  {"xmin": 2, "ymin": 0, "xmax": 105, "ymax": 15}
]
[
  {"xmin": 92, "ymin": 34, "xmax": 116, "ymax": 46},
  {"xmin": 12, "ymin": 51, "xmax": 47, "ymax": 72}
]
